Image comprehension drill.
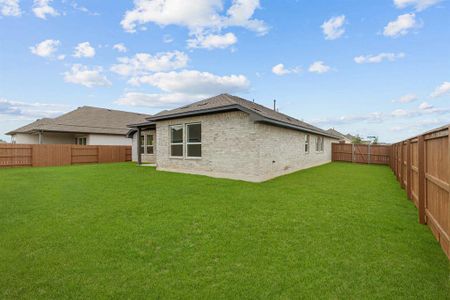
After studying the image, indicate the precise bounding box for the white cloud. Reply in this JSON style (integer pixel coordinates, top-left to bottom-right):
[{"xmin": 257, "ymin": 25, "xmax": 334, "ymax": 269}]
[
  {"xmin": 271, "ymin": 63, "xmax": 300, "ymax": 76},
  {"xmin": 394, "ymin": 0, "xmax": 441, "ymax": 11},
  {"xmin": 110, "ymin": 51, "xmax": 188, "ymax": 76},
  {"xmin": 0, "ymin": 0, "xmax": 21, "ymax": 16},
  {"xmin": 113, "ymin": 43, "xmax": 127, "ymax": 53},
  {"xmin": 308, "ymin": 61, "xmax": 331, "ymax": 74},
  {"xmin": 115, "ymin": 92, "xmax": 195, "ymax": 108},
  {"xmin": 121, "ymin": 0, "xmax": 267, "ymax": 33},
  {"xmin": 73, "ymin": 42, "xmax": 96, "ymax": 58},
  {"xmin": 383, "ymin": 13, "xmax": 418, "ymax": 37},
  {"xmin": 354, "ymin": 52, "xmax": 405, "ymax": 64},
  {"xmin": 0, "ymin": 98, "xmax": 70, "ymax": 119},
  {"xmin": 321, "ymin": 15, "xmax": 346, "ymax": 40},
  {"xmin": 64, "ymin": 64, "xmax": 111, "ymax": 88},
  {"xmin": 418, "ymin": 101, "xmax": 433, "ymax": 110},
  {"xmin": 71, "ymin": 1, "xmax": 99, "ymax": 16},
  {"xmin": 430, "ymin": 81, "xmax": 450, "ymax": 98},
  {"xmin": 30, "ymin": 39, "xmax": 61, "ymax": 58},
  {"xmin": 129, "ymin": 70, "xmax": 250, "ymax": 95},
  {"xmin": 393, "ymin": 93, "xmax": 418, "ymax": 103},
  {"xmin": 120, "ymin": 0, "xmax": 267, "ymax": 49},
  {"xmin": 33, "ymin": 0, "xmax": 59, "ymax": 19},
  {"xmin": 187, "ymin": 32, "xmax": 237, "ymax": 49},
  {"xmin": 391, "ymin": 108, "xmax": 409, "ymax": 117}
]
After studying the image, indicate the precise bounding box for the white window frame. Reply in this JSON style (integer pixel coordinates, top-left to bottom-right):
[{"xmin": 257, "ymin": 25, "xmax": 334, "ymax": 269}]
[
  {"xmin": 169, "ymin": 124, "xmax": 184, "ymax": 158},
  {"xmin": 305, "ymin": 134, "xmax": 310, "ymax": 154},
  {"xmin": 315, "ymin": 136, "xmax": 324, "ymax": 152},
  {"xmin": 186, "ymin": 122, "xmax": 202, "ymax": 159},
  {"xmin": 75, "ymin": 136, "xmax": 87, "ymax": 145},
  {"xmin": 145, "ymin": 133, "xmax": 154, "ymax": 155}
]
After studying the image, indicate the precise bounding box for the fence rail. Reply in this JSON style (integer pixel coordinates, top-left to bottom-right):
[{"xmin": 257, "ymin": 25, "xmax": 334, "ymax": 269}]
[
  {"xmin": 332, "ymin": 143, "xmax": 390, "ymax": 165},
  {"xmin": 0, "ymin": 144, "xmax": 132, "ymax": 168},
  {"xmin": 390, "ymin": 125, "xmax": 449, "ymax": 259}
]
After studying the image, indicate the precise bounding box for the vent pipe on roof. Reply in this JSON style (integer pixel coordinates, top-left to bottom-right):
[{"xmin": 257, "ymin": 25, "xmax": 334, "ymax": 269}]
[{"xmin": 273, "ymin": 99, "xmax": 276, "ymax": 111}]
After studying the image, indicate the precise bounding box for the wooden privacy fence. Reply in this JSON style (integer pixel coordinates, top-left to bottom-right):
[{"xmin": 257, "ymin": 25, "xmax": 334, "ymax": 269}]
[
  {"xmin": 390, "ymin": 125, "xmax": 449, "ymax": 259},
  {"xmin": 0, "ymin": 144, "xmax": 132, "ymax": 168},
  {"xmin": 332, "ymin": 143, "xmax": 390, "ymax": 165}
]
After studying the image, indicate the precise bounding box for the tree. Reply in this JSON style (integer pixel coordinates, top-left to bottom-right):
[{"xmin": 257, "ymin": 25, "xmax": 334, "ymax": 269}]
[{"xmin": 352, "ymin": 135, "xmax": 362, "ymax": 144}]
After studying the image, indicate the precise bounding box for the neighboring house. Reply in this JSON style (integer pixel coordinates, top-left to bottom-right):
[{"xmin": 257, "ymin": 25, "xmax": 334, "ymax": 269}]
[
  {"xmin": 7, "ymin": 106, "xmax": 149, "ymax": 145},
  {"xmin": 128, "ymin": 94, "xmax": 339, "ymax": 182},
  {"xmin": 326, "ymin": 128, "xmax": 355, "ymax": 144}
]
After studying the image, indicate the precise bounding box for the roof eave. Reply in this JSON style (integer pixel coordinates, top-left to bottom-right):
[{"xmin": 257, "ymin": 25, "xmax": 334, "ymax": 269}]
[
  {"xmin": 254, "ymin": 118, "xmax": 339, "ymax": 139},
  {"xmin": 148, "ymin": 105, "xmax": 241, "ymax": 121}
]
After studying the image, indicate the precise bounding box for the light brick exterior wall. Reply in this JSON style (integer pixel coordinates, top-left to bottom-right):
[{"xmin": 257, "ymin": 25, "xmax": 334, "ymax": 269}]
[
  {"xmin": 131, "ymin": 130, "xmax": 156, "ymax": 163},
  {"xmin": 155, "ymin": 111, "xmax": 334, "ymax": 182},
  {"xmin": 254, "ymin": 123, "xmax": 333, "ymax": 181}
]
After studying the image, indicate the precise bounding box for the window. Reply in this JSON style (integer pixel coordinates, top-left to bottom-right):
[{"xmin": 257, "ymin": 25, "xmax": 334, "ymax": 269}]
[
  {"xmin": 186, "ymin": 123, "xmax": 201, "ymax": 158},
  {"xmin": 304, "ymin": 134, "xmax": 310, "ymax": 153},
  {"xmin": 315, "ymin": 136, "xmax": 324, "ymax": 152},
  {"xmin": 75, "ymin": 137, "xmax": 87, "ymax": 145},
  {"xmin": 170, "ymin": 125, "xmax": 183, "ymax": 157},
  {"xmin": 146, "ymin": 134, "xmax": 154, "ymax": 154}
]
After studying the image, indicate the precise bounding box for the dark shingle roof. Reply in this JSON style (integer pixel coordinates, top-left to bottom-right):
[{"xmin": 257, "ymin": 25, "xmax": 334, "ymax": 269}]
[
  {"xmin": 7, "ymin": 106, "xmax": 150, "ymax": 135},
  {"xmin": 148, "ymin": 94, "xmax": 337, "ymax": 138}
]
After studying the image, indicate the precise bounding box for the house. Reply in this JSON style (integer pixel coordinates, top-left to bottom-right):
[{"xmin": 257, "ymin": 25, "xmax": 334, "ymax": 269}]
[
  {"xmin": 7, "ymin": 106, "xmax": 149, "ymax": 145},
  {"xmin": 128, "ymin": 94, "xmax": 339, "ymax": 182},
  {"xmin": 326, "ymin": 128, "xmax": 356, "ymax": 144}
]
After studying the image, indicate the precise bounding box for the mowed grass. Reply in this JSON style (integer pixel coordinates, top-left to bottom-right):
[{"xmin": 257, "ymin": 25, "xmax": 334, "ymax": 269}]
[{"xmin": 0, "ymin": 162, "xmax": 449, "ymax": 299}]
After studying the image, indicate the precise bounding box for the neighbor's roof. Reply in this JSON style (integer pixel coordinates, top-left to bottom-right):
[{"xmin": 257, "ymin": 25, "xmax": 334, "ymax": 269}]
[
  {"xmin": 145, "ymin": 94, "xmax": 337, "ymax": 138},
  {"xmin": 7, "ymin": 106, "xmax": 150, "ymax": 136},
  {"xmin": 326, "ymin": 128, "xmax": 354, "ymax": 140}
]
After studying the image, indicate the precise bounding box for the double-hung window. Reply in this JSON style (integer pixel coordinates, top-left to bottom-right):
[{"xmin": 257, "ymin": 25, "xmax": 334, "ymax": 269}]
[
  {"xmin": 146, "ymin": 134, "xmax": 154, "ymax": 154},
  {"xmin": 170, "ymin": 125, "xmax": 184, "ymax": 157},
  {"xmin": 75, "ymin": 137, "xmax": 87, "ymax": 145},
  {"xmin": 304, "ymin": 134, "xmax": 310, "ymax": 153},
  {"xmin": 315, "ymin": 136, "xmax": 324, "ymax": 152},
  {"xmin": 186, "ymin": 123, "xmax": 201, "ymax": 158}
]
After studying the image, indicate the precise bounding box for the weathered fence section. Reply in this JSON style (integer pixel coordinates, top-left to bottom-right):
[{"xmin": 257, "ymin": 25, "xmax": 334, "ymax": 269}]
[
  {"xmin": 390, "ymin": 125, "xmax": 449, "ymax": 259},
  {"xmin": 0, "ymin": 144, "xmax": 132, "ymax": 168},
  {"xmin": 332, "ymin": 143, "xmax": 390, "ymax": 165}
]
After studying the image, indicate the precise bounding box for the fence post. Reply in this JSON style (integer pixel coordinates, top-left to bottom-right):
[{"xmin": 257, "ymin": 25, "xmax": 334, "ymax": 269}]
[
  {"xmin": 368, "ymin": 144, "xmax": 371, "ymax": 164},
  {"xmin": 448, "ymin": 126, "xmax": 450, "ymax": 240},
  {"xmin": 351, "ymin": 143, "xmax": 354, "ymax": 163},
  {"xmin": 406, "ymin": 140, "xmax": 412, "ymax": 200},
  {"xmin": 418, "ymin": 135, "xmax": 426, "ymax": 224},
  {"xmin": 399, "ymin": 143, "xmax": 403, "ymax": 187}
]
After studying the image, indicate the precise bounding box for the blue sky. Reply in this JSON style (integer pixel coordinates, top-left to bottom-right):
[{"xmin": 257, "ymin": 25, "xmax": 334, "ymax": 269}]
[{"xmin": 1, "ymin": 0, "xmax": 449, "ymax": 142}]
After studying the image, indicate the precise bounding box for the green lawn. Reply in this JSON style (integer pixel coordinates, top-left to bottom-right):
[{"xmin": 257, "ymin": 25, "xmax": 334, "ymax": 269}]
[{"xmin": 1, "ymin": 162, "xmax": 448, "ymax": 299}]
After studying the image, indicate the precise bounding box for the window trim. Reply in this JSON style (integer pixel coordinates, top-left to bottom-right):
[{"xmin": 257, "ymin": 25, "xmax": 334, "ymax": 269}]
[
  {"xmin": 75, "ymin": 136, "xmax": 87, "ymax": 145},
  {"xmin": 315, "ymin": 136, "xmax": 324, "ymax": 152},
  {"xmin": 169, "ymin": 124, "xmax": 184, "ymax": 158},
  {"xmin": 304, "ymin": 134, "xmax": 310, "ymax": 154},
  {"xmin": 145, "ymin": 133, "xmax": 154, "ymax": 155},
  {"xmin": 185, "ymin": 122, "xmax": 202, "ymax": 159}
]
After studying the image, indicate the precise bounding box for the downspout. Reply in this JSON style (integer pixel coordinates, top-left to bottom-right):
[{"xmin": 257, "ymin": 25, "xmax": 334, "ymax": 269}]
[{"xmin": 137, "ymin": 127, "xmax": 142, "ymax": 165}]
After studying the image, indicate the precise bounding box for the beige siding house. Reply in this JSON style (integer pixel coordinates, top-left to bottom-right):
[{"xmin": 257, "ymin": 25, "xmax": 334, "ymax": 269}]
[
  {"xmin": 129, "ymin": 94, "xmax": 338, "ymax": 182},
  {"xmin": 7, "ymin": 106, "xmax": 149, "ymax": 146},
  {"xmin": 326, "ymin": 128, "xmax": 355, "ymax": 144}
]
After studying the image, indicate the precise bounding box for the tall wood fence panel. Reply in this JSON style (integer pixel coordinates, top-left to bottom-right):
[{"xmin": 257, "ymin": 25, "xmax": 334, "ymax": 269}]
[
  {"xmin": 0, "ymin": 144, "xmax": 132, "ymax": 168},
  {"xmin": 332, "ymin": 143, "xmax": 390, "ymax": 165},
  {"xmin": 390, "ymin": 125, "xmax": 449, "ymax": 259}
]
